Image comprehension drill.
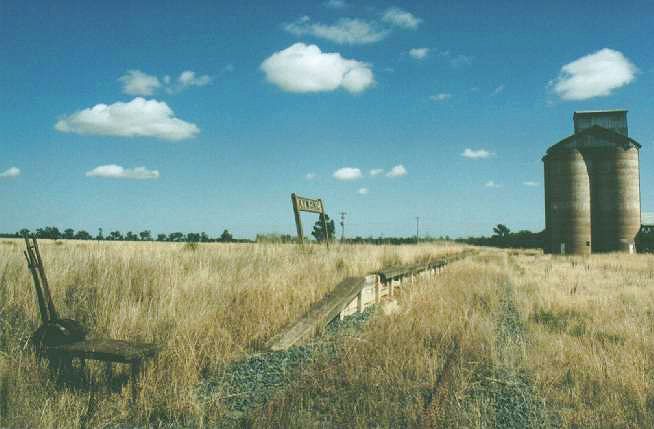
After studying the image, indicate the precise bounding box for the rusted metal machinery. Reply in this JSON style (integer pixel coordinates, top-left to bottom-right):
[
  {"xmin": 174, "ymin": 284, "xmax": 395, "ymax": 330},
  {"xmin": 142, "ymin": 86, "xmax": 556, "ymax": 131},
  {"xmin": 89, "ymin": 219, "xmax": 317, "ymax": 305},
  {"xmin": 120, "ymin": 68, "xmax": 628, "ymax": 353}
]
[
  {"xmin": 24, "ymin": 236, "xmax": 88, "ymax": 364},
  {"xmin": 23, "ymin": 236, "xmax": 159, "ymax": 402},
  {"xmin": 543, "ymin": 110, "xmax": 642, "ymax": 255}
]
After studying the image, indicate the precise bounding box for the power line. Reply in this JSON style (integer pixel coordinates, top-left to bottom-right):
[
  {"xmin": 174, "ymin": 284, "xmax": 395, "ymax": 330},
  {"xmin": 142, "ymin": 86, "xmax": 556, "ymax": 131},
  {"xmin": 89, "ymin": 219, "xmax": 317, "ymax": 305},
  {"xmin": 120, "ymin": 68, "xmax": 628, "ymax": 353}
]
[{"xmin": 340, "ymin": 212, "xmax": 347, "ymax": 242}]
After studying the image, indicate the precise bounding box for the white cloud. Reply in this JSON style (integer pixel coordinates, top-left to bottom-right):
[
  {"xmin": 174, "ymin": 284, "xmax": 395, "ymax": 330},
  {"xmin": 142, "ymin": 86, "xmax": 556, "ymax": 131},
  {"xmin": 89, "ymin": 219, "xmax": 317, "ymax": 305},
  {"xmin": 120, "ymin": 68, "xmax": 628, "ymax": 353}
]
[
  {"xmin": 430, "ymin": 93, "xmax": 452, "ymax": 102},
  {"xmin": 333, "ymin": 167, "xmax": 363, "ymax": 180},
  {"xmin": 409, "ymin": 48, "xmax": 429, "ymax": 60},
  {"xmin": 121, "ymin": 70, "xmax": 211, "ymax": 95},
  {"xmin": 55, "ymin": 97, "xmax": 199, "ymax": 141},
  {"xmin": 551, "ymin": 48, "xmax": 638, "ymax": 100},
  {"xmin": 369, "ymin": 168, "xmax": 384, "ymax": 176},
  {"xmin": 462, "ymin": 148, "xmax": 493, "ymax": 159},
  {"xmin": 305, "ymin": 172, "xmax": 317, "ymax": 180},
  {"xmin": 284, "ymin": 16, "xmax": 388, "ymax": 45},
  {"xmin": 0, "ymin": 166, "xmax": 20, "ymax": 178},
  {"xmin": 491, "ymin": 84, "xmax": 505, "ymax": 96},
  {"xmin": 382, "ymin": 7, "xmax": 421, "ymax": 29},
  {"xmin": 119, "ymin": 70, "xmax": 161, "ymax": 96},
  {"xmin": 324, "ymin": 0, "xmax": 347, "ymax": 8},
  {"xmin": 165, "ymin": 70, "xmax": 212, "ymax": 94},
  {"xmin": 386, "ymin": 164, "xmax": 407, "ymax": 178},
  {"xmin": 523, "ymin": 181, "xmax": 540, "ymax": 187},
  {"xmin": 484, "ymin": 180, "xmax": 502, "ymax": 188},
  {"xmin": 261, "ymin": 43, "xmax": 374, "ymax": 94},
  {"xmin": 86, "ymin": 164, "xmax": 160, "ymax": 180},
  {"xmin": 357, "ymin": 187, "xmax": 368, "ymax": 195},
  {"xmin": 178, "ymin": 70, "xmax": 211, "ymax": 88}
]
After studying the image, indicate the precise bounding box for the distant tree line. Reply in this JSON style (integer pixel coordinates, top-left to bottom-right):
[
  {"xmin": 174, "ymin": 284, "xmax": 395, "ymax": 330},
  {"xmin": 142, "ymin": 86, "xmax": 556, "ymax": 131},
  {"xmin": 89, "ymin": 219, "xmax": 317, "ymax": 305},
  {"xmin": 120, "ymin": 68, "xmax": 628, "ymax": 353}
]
[
  {"xmin": 456, "ymin": 223, "xmax": 654, "ymax": 252},
  {"xmin": 636, "ymin": 226, "xmax": 654, "ymax": 253},
  {"xmin": 0, "ymin": 227, "xmax": 249, "ymax": 243},
  {"xmin": 254, "ymin": 215, "xmax": 441, "ymax": 245},
  {"xmin": 253, "ymin": 233, "xmax": 449, "ymax": 245},
  {"xmin": 457, "ymin": 224, "xmax": 544, "ymax": 249}
]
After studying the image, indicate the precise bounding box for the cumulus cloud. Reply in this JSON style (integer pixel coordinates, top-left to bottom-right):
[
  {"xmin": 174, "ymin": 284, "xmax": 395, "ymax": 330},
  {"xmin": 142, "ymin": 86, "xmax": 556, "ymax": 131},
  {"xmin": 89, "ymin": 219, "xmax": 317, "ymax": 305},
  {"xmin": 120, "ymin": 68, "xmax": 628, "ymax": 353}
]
[
  {"xmin": 382, "ymin": 7, "xmax": 421, "ymax": 29},
  {"xmin": 409, "ymin": 48, "xmax": 429, "ymax": 60},
  {"xmin": 284, "ymin": 16, "xmax": 388, "ymax": 45},
  {"xmin": 86, "ymin": 164, "xmax": 160, "ymax": 180},
  {"xmin": 305, "ymin": 172, "xmax": 317, "ymax": 180},
  {"xmin": 0, "ymin": 166, "xmax": 20, "ymax": 178},
  {"xmin": 119, "ymin": 70, "xmax": 161, "ymax": 96},
  {"xmin": 430, "ymin": 93, "xmax": 452, "ymax": 102},
  {"xmin": 357, "ymin": 187, "xmax": 369, "ymax": 195},
  {"xmin": 523, "ymin": 181, "xmax": 539, "ymax": 187},
  {"xmin": 484, "ymin": 180, "xmax": 502, "ymax": 188},
  {"xmin": 386, "ymin": 164, "xmax": 407, "ymax": 178},
  {"xmin": 178, "ymin": 70, "xmax": 211, "ymax": 88},
  {"xmin": 369, "ymin": 168, "xmax": 384, "ymax": 176},
  {"xmin": 333, "ymin": 167, "xmax": 363, "ymax": 180},
  {"xmin": 261, "ymin": 43, "xmax": 374, "ymax": 94},
  {"xmin": 121, "ymin": 69, "xmax": 211, "ymax": 95},
  {"xmin": 551, "ymin": 48, "xmax": 638, "ymax": 100},
  {"xmin": 165, "ymin": 70, "xmax": 212, "ymax": 94},
  {"xmin": 55, "ymin": 97, "xmax": 199, "ymax": 141},
  {"xmin": 462, "ymin": 148, "xmax": 493, "ymax": 159}
]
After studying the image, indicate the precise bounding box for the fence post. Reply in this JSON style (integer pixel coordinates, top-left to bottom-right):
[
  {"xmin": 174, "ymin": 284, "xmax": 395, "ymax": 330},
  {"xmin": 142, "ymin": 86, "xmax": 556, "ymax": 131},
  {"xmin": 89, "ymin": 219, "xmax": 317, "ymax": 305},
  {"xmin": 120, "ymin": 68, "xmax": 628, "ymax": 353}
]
[{"xmin": 375, "ymin": 276, "xmax": 380, "ymax": 304}]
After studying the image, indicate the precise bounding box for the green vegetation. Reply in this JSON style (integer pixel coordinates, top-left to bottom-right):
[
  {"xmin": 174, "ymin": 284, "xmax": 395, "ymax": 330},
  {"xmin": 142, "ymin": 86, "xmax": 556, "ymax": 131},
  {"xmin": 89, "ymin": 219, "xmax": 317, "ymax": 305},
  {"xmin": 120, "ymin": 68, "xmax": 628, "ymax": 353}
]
[
  {"xmin": 458, "ymin": 224, "xmax": 544, "ymax": 249},
  {"xmin": 0, "ymin": 227, "xmax": 242, "ymax": 243}
]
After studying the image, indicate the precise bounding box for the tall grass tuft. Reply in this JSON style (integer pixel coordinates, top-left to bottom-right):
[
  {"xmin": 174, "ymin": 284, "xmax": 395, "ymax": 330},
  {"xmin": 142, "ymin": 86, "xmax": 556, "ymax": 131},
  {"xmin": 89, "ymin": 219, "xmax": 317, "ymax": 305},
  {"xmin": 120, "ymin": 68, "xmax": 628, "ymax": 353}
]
[{"xmin": 0, "ymin": 239, "xmax": 463, "ymax": 427}]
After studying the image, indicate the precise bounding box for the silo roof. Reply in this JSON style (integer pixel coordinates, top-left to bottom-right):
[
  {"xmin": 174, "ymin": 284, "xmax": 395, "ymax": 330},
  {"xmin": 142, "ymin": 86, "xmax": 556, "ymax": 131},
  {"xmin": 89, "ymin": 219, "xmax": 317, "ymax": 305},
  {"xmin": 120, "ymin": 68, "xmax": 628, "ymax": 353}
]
[
  {"xmin": 543, "ymin": 125, "xmax": 641, "ymax": 160},
  {"xmin": 573, "ymin": 109, "xmax": 628, "ymax": 115}
]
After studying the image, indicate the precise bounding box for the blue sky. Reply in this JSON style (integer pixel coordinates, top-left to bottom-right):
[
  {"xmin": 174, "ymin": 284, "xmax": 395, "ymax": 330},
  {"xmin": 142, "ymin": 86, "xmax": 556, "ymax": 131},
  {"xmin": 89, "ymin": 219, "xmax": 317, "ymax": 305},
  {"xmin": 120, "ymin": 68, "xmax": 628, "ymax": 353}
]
[{"xmin": 1, "ymin": 0, "xmax": 653, "ymax": 238}]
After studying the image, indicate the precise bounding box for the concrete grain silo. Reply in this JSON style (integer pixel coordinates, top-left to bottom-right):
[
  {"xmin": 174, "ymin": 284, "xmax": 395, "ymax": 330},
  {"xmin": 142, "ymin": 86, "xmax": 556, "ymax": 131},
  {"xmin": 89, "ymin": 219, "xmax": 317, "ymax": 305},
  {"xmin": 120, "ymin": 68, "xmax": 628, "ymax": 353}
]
[{"xmin": 543, "ymin": 110, "xmax": 641, "ymax": 255}]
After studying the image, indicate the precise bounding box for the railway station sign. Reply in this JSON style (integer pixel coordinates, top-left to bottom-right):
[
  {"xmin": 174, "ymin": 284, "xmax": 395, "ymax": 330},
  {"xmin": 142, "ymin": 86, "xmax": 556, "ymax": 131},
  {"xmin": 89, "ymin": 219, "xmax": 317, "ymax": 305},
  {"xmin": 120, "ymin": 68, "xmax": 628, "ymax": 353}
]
[{"xmin": 291, "ymin": 193, "xmax": 330, "ymax": 245}]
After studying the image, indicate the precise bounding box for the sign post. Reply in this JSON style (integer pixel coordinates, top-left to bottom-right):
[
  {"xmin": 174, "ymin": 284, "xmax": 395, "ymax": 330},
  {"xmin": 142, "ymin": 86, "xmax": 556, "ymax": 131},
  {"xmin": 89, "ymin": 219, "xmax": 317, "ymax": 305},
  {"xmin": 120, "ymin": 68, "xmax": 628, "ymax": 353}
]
[{"xmin": 291, "ymin": 193, "xmax": 330, "ymax": 246}]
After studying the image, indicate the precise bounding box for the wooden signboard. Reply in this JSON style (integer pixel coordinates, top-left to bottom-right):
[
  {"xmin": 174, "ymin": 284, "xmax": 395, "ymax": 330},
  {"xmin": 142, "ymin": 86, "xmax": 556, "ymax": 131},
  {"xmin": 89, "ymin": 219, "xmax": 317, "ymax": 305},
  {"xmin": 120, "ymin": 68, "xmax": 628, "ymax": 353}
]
[{"xmin": 291, "ymin": 193, "xmax": 329, "ymax": 245}]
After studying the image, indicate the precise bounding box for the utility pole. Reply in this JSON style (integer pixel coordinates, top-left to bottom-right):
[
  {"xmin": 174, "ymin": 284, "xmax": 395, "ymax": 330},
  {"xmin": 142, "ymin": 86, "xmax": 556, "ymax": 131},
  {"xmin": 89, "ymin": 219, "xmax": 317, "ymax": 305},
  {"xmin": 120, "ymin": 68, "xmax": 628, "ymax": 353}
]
[
  {"xmin": 340, "ymin": 212, "xmax": 347, "ymax": 242},
  {"xmin": 416, "ymin": 217, "xmax": 420, "ymax": 245}
]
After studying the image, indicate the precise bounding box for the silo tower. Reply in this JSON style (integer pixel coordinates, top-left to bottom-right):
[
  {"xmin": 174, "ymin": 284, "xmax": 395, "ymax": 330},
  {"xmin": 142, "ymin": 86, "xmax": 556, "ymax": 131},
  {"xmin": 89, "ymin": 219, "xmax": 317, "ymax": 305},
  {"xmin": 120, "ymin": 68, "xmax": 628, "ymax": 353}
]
[{"xmin": 543, "ymin": 110, "xmax": 641, "ymax": 255}]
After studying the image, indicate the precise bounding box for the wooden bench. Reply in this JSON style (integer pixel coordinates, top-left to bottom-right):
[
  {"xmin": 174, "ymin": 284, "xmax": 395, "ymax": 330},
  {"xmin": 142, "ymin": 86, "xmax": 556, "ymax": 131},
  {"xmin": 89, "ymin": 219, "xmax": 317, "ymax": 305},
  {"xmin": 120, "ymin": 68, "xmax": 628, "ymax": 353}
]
[
  {"xmin": 23, "ymin": 236, "xmax": 160, "ymax": 402},
  {"xmin": 50, "ymin": 339, "xmax": 159, "ymax": 401}
]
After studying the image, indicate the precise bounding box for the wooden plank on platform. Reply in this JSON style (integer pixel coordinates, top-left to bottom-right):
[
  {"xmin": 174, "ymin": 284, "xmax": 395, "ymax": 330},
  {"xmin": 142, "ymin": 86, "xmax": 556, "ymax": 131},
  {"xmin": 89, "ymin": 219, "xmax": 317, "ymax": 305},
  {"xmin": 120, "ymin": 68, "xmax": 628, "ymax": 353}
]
[
  {"xmin": 50, "ymin": 339, "xmax": 159, "ymax": 363},
  {"xmin": 264, "ymin": 251, "xmax": 475, "ymax": 352},
  {"xmin": 266, "ymin": 277, "xmax": 365, "ymax": 351}
]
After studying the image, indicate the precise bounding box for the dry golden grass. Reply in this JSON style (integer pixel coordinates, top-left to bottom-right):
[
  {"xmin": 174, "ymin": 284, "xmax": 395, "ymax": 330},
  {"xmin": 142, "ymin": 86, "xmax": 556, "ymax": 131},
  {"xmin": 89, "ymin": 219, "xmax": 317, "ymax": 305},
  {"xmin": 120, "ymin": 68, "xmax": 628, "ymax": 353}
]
[
  {"xmin": 0, "ymin": 239, "xmax": 463, "ymax": 428},
  {"xmin": 252, "ymin": 249, "xmax": 654, "ymax": 428},
  {"xmin": 2, "ymin": 240, "xmax": 653, "ymax": 428}
]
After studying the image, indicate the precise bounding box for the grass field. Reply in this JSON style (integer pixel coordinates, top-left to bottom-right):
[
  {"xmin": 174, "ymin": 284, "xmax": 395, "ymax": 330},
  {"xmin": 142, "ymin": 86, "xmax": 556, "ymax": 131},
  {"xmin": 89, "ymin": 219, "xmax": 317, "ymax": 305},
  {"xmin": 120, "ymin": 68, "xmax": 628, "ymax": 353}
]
[{"xmin": 1, "ymin": 240, "xmax": 653, "ymax": 428}]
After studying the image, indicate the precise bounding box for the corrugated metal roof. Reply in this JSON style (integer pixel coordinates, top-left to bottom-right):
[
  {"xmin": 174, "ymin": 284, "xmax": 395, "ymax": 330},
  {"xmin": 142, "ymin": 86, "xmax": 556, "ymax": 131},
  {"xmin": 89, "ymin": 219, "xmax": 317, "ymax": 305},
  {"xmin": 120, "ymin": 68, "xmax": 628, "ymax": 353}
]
[
  {"xmin": 543, "ymin": 125, "xmax": 642, "ymax": 160},
  {"xmin": 574, "ymin": 109, "xmax": 628, "ymax": 115}
]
